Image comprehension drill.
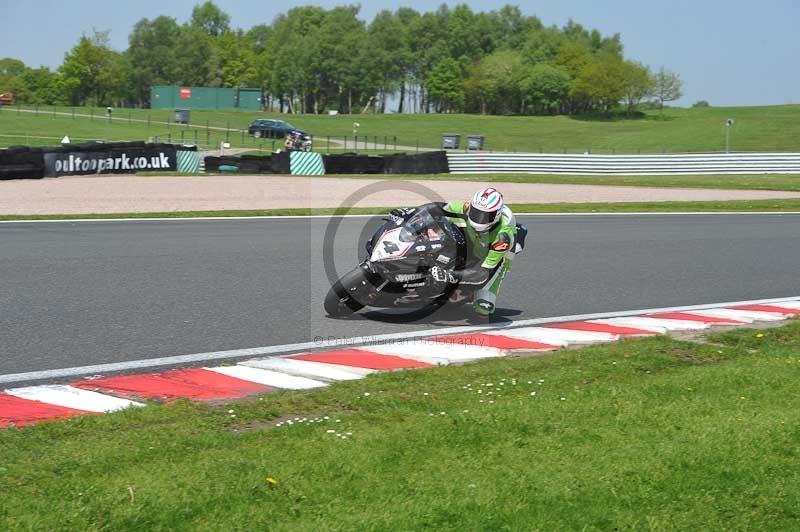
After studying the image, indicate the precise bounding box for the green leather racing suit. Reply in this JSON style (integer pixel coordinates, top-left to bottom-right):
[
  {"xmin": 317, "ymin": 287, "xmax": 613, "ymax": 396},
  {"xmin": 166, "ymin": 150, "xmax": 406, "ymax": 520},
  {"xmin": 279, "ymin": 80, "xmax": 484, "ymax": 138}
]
[{"xmin": 440, "ymin": 200, "xmax": 518, "ymax": 316}]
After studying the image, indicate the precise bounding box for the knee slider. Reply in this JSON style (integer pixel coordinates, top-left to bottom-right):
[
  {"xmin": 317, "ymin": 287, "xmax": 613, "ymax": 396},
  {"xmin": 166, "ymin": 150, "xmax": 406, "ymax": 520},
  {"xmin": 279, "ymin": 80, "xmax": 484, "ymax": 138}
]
[{"xmin": 474, "ymin": 299, "xmax": 495, "ymax": 315}]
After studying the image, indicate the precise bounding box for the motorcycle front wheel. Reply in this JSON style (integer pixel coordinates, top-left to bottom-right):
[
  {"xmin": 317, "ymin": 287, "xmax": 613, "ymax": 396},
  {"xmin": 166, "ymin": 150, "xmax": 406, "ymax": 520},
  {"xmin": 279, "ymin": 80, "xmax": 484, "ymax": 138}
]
[{"xmin": 324, "ymin": 267, "xmax": 375, "ymax": 316}]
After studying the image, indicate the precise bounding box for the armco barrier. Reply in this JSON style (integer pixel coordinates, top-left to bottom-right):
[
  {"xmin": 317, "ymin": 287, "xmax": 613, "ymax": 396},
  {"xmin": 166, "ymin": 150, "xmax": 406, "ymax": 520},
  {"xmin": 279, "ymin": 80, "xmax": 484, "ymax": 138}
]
[{"xmin": 446, "ymin": 152, "xmax": 800, "ymax": 175}]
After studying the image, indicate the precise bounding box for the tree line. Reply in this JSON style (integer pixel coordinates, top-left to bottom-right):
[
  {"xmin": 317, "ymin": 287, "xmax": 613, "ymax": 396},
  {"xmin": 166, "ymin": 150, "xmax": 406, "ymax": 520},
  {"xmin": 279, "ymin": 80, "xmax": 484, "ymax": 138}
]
[{"xmin": 0, "ymin": 2, "xmax": 683, "ymax": 116}]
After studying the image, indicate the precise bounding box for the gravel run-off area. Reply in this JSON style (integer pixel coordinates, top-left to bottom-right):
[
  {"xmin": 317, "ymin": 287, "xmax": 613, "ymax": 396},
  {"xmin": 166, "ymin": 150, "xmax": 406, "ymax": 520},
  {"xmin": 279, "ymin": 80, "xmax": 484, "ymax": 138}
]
[{"xmin": 3, "ymin": 174, "xmax": 800, "ymax": 215}]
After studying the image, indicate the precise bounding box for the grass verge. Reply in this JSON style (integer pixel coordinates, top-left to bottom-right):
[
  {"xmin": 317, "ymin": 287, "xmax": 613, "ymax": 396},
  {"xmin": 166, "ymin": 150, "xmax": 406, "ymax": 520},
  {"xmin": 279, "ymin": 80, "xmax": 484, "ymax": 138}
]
[
  {"xmin": 131, "ymin": 171, "xmax": 800, "ymax": 193},
  {"xmin": 340, "ymin": 172, "xmax": 800, "ymax": 192},
  {"xmin": 2, "ymin": 199, "xmax": 800, "ymax": 221},
  {"xmin": 2, "ymin": 322, "xmax": 799, "ymax": 530}
]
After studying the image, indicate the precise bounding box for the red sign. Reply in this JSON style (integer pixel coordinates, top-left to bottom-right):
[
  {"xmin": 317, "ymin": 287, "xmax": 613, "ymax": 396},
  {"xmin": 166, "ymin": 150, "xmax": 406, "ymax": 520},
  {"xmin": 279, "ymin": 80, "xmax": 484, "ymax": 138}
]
[{"xmin": 179, "ymin": 87, "xmax": 191, "ymax": 99}]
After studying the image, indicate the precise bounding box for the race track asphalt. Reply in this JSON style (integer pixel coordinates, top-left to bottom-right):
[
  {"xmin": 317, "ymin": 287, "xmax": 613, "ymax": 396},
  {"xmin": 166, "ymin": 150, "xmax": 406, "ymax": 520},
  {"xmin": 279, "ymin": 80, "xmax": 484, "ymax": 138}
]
[{"xmin": 1, "ymin": 213, "xmax": 798, "ymax": 376}]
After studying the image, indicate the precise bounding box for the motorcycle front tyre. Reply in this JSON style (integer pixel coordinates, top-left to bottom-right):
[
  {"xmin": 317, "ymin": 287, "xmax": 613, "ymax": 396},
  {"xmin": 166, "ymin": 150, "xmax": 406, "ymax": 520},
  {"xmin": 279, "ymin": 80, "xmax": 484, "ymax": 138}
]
[{"xmin": 324, "ymin": 267, "xmax": 375, "ymax": 316}]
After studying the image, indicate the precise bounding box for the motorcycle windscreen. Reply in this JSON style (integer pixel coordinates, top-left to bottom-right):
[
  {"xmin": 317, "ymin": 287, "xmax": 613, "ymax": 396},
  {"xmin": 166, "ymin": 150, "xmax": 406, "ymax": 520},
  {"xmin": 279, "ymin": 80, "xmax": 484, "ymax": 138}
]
[
  {"xmin": 370, "ymin": 227, "xmax": 414, "ymax": 261},
  {"xmin": 398, "ymin": 210, "xmax": 445, "ymax": 243}
]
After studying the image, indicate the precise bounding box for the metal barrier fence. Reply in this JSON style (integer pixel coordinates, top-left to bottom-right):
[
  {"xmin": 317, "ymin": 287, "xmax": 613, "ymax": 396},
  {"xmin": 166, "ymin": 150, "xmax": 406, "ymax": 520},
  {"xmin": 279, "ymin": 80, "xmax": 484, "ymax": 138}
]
[{"xmin": 446, "ymin": 152, "xmax": 800, "ymax": 175}]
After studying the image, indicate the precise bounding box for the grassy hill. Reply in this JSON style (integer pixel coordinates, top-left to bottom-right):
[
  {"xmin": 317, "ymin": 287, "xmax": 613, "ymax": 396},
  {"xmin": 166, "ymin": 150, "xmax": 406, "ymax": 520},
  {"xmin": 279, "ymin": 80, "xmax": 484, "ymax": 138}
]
[{"xmin": 1, "ymin": 104, "xmax": 799, "ymax": 153}]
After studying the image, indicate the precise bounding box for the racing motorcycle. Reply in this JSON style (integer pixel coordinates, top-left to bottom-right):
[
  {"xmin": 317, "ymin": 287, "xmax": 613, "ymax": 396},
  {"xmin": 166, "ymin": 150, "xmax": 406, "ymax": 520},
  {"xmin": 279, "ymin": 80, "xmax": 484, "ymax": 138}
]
[
  {"xmin": 324, "ymin": 205, "xmax": 526, "ymax": 317},
  {"xmin": 285, "ymin": 131, "xmax": 313, "ymax": 152}
]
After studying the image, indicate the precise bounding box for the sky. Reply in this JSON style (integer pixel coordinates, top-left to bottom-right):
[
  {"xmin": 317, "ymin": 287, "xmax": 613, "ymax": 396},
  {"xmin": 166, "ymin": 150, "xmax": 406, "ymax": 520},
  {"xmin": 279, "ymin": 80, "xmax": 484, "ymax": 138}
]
[{"xmin": 1, "ymin": 0, "xmax": 798, "ymax": 107}]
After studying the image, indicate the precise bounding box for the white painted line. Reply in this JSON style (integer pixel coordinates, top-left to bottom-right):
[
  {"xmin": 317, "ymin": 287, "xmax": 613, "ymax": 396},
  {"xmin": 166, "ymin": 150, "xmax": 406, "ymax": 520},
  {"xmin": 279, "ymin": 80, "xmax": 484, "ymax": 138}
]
[
  {"xmin": 489, "ymin": 327, "xmax": 616, "ymax": 344},
  {"xmin": 364, "ymin": 343, "xmax": 504, "ymax": 364},
  {"xmin": 690, "ymin": 309, "xmax": 787, "ymax": 322},
  {"xmin": 2, "ymin": 295, "xmax": 798, "ymax": 385},
  {"xmin": 4, "ymin": 385, "xmax": 142, "ymax": 413},
  {"xmin": 205, "ymin": 365, "xmax": 327, "ymax": 390},
  {"xmin": 593, "ymin": 317, "xmax": 710, "ymax": 331},
  {"xmin": 3, "ymin": 212, "xmax": 800, "ymax": 224},
  {"xmin": 0, "ymin": 215, "xmax": 381, "ymax": 224},
  {"xmin": 242, "ymin": 358, "xmax": 371, "ymax": 381}
]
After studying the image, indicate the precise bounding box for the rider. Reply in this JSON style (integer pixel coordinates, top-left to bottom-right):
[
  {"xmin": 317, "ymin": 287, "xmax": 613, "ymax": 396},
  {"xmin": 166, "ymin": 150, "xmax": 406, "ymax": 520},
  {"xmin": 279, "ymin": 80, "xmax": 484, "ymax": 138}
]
[{"xmin": 393, "ymin": 187, "xmax": 520, "ymax": 317}]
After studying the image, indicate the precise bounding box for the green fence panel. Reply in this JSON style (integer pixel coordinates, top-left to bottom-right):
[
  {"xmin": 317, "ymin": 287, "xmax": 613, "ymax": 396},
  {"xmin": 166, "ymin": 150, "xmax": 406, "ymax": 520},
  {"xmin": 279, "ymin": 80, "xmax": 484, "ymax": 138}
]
[
  {"xmin": 176, "ymin": 150, "xmax": 200, "ymax": 174},
  {"xmin": 290, "ymin": 152, "xmax": 325, "ymax": 175},
  {"xmin": 149, "ymin": 86, "xmax": 262, "ymax": 110}
]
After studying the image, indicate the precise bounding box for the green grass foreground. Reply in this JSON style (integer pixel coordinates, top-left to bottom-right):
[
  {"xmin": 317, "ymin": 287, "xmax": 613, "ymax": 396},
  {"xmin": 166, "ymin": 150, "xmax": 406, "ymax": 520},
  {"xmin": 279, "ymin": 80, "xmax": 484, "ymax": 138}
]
[
  {"xmin": 2, "ymin": 198, "xmax": 800, "ymax": 222},
  {"xmin": 2, "ymin": 323, "xmax": 800, "ymax": 530}
]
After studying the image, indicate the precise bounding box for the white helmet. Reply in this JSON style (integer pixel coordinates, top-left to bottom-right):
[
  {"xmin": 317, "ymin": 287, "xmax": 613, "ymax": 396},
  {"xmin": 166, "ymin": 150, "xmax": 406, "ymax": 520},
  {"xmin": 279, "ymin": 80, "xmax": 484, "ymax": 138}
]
[{"xmin": 468, "ymin": 187, "xmax": 504, "ymax": 233}]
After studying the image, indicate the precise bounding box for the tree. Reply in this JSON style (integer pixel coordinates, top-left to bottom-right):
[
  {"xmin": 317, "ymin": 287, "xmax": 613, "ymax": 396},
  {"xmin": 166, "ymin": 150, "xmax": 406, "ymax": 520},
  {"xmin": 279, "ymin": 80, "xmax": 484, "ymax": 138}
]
[
  {"xmin": 316, "ymin": 6, "xmax": 369, "ymax": 114},
  {"xmin": 127, "ymin": 16, "xmax": 181, "ymax": 105},
  {"xmin": 59, "ymin": 31, "xmax": 125, "ymax": 106},
  {"xmin": 426, "ymin": 58, "xmax": 464, "ymax": 113},
  {"xmin": 621, "ymin": 61, "xmax": 654, "ymax": 116},
  {"xmin": 652, "ymin": 67, "xmax": 683, "ymax": 111},
  {"xmin": 522, "ymin": 25, "xmax": 564, "ymax": 63},
  {"xmin": 464, "ymin": 50, "xmax": 524, "ymax": 114},
  {"xmin": 0, "ymin": 58, "xmax": 29, "ymax": 100},
  {"xmin": 408, "ymin": 10, "xmax": 450, "ymax": 113},
  {"xmin": 0, "ymin": 58, "xmax": 27, "ymax": 78},
  {"xmin": 174, "ymin": 26, "xmax": 216, "ymax": 87},
  {"xmin": 367, "ymin": 10, "xmax": 408, "ymax": 113},
  {"xmin": 190, "ymin": 1, "xmax": 230, "ymax": 37},
  {"xmin": 22, "ymin": 67, "xmax": 67, "ymax": 104},
  {"xmin": 570, "ymin": 55, "xmax": 628, "ymax": 115},
  {"xmin": 213, "ymin": 31, "xmax": 258, "ymax": 87},
  {"xmin": 519, "ymin": 63, "xmax": 570, "ymax": 114}
]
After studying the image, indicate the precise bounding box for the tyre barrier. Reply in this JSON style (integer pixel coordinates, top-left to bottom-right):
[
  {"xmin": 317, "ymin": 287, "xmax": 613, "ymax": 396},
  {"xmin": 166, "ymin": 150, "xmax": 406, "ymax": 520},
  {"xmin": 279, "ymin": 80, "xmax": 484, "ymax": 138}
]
[
  {"xmin": 0, "ymin": 147, "xmax": 46, "ymax": 180},
  {"xmin": 0, "ymin": 142, "xmax": 198, "ymax": 180},
  {"xmin": 201, "ymin": 151, "xmax": 450, "ymax": 176},
  {"xmin": 203, "ymin": 152, "xmax": 291, "ymax": 174}
]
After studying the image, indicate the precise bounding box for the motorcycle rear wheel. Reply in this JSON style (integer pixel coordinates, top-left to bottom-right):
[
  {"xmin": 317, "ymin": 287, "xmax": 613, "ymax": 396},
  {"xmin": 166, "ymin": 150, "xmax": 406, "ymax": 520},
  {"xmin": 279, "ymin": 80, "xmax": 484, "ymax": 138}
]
[{"xmin": 324, "ymin": 267, "xmax": 374, "ymax": 316}]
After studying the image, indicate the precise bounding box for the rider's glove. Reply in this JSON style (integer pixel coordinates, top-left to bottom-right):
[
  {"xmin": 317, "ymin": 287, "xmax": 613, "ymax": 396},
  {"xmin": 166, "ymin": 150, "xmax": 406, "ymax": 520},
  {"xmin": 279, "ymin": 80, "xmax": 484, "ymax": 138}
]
[
  {"xmin": 390, "ymin": 207, "xmax": 415, "ymax": 218},
  {"xmin": 430, "ymin": 265, "xmax": 456, "ymax": 284}
]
